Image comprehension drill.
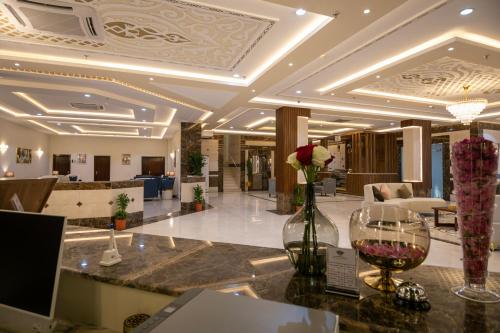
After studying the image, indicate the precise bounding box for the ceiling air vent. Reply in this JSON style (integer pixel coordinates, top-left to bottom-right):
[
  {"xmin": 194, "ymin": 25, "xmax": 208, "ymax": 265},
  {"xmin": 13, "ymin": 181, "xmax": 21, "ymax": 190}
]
[
  {"xmin": 331, "ymin": 119, "xmax": 350, "ymax": 123},
  {"xmin": 70, "ymin": 102, "xmax": 104, "ymax": 111},
  {"xmin": 1, "ymin": 0, "xmax": 104, "ymax": 41}
]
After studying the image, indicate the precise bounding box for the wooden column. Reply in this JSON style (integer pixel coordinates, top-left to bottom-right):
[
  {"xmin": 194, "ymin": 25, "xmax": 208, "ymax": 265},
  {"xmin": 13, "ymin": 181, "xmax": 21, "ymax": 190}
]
[
  {"xmin": 275, "ymin": 106, "xmax": 311, "ymax": 213},
  {"xmin": 401, "ymin": 119, "xmax": 431, "ymax": 197}
]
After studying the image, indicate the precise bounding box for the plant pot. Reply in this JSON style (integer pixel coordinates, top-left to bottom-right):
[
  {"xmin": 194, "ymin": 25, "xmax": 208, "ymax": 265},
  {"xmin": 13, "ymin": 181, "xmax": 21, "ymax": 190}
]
[
  {"xmin": 195, "ymin": 202, "xmax": 203, "ymax": 212},
  {"xmin": 115, "ymin": 219, "xmax": 126, "ymax": 231}
]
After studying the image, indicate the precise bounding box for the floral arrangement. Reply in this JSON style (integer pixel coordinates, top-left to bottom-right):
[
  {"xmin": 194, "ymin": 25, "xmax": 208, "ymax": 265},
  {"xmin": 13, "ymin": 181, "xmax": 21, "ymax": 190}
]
[
  {"xmin": 356, "ymin": 242, "xmax": 426, "ymax": 260},
  {"xmin": 287, "ymin": 144, "xmax": 334, "ymax": 183},
  {"xmin": 452, "ymin": 136, "xmax": 498, "ymax": 285}
]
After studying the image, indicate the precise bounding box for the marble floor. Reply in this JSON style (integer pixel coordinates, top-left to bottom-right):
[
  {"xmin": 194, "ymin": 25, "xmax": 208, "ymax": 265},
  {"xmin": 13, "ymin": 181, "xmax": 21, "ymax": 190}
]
[{"xmin": 130, "ymin": 191, "xmax": 500, "ymax": 273}]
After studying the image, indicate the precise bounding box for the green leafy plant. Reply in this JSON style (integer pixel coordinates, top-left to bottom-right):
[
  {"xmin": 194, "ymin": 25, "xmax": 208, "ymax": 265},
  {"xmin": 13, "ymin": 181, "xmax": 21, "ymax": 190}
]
[
  {"xmin": 292, "ymin": 184, "xmax": 304, "ymax": 206},
  {"xmin": 115, "ymin": 193, "xmax": 130, "ymax": 220},
  {"xmin": 188, "ymin": 151, "xmax": 206, "ymax": 176},
  {"xmin": 193, "ymin": 184, "xmax": 204, "ymax": 203},
  {"xmin": 246, "ymin": 158, "xmax": 253, "ymax": 179}
]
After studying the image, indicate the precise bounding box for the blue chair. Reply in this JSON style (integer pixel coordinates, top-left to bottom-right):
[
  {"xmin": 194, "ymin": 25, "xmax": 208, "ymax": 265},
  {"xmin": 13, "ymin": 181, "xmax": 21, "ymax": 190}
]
[
  {"xmin": 142, "ymin": 178, "xmax": 160, "ymax": 200},
  {"xmin": 161, "ymin": 177, "xmax": 175, "ymax": 191}
]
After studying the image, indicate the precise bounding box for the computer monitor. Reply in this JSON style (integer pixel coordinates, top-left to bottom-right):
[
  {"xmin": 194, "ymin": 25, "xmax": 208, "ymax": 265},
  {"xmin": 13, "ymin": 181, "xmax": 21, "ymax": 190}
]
[{"xmin": 0, "ymin": 210, "xmax": 66, "ymax": 333}]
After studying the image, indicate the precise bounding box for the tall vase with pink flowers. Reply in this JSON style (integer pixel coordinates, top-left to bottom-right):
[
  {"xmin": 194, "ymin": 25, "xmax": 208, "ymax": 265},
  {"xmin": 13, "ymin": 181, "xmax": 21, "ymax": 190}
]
[
  {"xmin": 452, "ymin": 136, "xmax": 500, "ymax": 303},
  {"xmin": 283, "ymin": 144, "xmax": 339, "ymax": 276}
]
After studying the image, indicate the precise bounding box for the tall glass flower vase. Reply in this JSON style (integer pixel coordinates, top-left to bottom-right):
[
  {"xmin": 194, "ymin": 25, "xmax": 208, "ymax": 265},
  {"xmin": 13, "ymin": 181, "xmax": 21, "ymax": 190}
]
[
  {"xmin": 451, "ymin": 137, "xmax": 500, "ymax": 303},
  {"xmin": 283, "ymin": 183, "xmax": 339, "ymax": 276}
]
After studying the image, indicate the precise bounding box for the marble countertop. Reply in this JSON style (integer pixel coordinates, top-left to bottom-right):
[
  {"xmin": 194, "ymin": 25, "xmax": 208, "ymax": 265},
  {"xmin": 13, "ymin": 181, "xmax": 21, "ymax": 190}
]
[
  {"xmin": 54, "ymin": 180, "xmax": 143, "ymax": 190},
  {"xmin": 62, "ymin": 227, "xmax": 500, "ymax": 333}
]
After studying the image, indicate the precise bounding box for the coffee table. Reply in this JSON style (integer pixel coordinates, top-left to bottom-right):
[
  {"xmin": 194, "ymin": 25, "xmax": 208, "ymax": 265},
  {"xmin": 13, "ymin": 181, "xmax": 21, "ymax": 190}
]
[{"xmin": 432, "ymin": 206, "xmax": 458, "ymax": 231}]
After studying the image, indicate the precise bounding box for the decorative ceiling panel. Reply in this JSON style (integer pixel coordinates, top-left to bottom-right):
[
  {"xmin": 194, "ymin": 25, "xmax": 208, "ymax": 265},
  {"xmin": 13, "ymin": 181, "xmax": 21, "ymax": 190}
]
[
  {"xmin": 361, "ymin": 57, "xmax": 500, "ymax": 99},
  {"xmin": 0, "ymin": 0, "xmax": 276, "ymax": 71}
]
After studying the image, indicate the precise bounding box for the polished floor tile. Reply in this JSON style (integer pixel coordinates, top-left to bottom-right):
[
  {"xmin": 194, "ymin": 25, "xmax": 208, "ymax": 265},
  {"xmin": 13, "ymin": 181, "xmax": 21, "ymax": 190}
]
[{"xmin": 131, "ymin": 192, "xmax": 500, "ymax": 273}]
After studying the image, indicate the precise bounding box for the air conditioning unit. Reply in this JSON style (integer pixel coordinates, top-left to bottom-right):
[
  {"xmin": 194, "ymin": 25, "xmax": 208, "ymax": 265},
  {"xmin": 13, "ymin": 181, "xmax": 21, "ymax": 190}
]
[{"xmin": 1, "ymin": 0, "xmax": 104, "ymax": 41}]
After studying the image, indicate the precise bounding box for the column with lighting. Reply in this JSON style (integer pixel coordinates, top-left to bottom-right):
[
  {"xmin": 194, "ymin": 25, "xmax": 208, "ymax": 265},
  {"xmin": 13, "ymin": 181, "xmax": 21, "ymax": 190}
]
[
  {"xmin": 401, "ymin": 119, "xmax": 431, "ymax": 197},
  {"xmin": 275, "ymin": 106, "xmax": 311, "ymax": 213}
]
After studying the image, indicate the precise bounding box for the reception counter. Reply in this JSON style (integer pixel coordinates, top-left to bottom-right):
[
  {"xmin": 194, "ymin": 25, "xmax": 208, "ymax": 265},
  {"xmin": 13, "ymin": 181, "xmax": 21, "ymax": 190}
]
[
  {"xmin": 43, "ymin": 180, "xmax": 144, "ymax": 229},
  {"xmin": 57, "ymin": 227, "xmax": 500, "ymax": 332}
]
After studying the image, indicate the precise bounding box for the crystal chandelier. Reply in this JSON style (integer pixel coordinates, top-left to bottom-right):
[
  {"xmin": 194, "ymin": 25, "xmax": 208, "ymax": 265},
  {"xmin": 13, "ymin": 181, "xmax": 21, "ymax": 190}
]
[{"xmin": 446, "ymin": 85, "xmax": 488, "ymax": 125}]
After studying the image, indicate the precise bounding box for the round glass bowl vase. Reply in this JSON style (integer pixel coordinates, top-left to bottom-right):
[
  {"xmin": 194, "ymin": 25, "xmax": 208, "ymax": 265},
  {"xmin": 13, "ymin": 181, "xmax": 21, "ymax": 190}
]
[
  {"xmin": 283, "ymin": 184, "xmax": 339, "ymax": 276},
  {"xmin": 349, "ymin": 205, "xmax": 430, "ymax": 292}
]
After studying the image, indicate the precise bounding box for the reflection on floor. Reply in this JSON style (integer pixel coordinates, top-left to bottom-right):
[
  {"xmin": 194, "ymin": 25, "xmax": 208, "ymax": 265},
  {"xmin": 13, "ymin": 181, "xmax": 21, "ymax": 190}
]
[
  {"xmin": 134, "ymin": 191, "xmax": 500, "ymax": 273},
  {"xmin": 143, "ymin": 199, "xmax": 180, "ymax": 219}
]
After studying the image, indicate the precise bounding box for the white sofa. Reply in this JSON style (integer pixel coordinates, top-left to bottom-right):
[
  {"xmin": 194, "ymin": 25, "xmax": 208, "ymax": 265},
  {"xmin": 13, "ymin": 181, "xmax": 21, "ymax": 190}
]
[{"xmin": 362, "ymin": 183, "xmax": 446, "ymax": 214}]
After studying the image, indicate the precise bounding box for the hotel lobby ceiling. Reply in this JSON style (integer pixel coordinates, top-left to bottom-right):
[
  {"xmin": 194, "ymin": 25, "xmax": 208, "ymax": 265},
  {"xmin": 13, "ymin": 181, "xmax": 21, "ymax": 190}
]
[{"xmin": 0, "ymin": 0, "xmax": 498, "ymax": 139}]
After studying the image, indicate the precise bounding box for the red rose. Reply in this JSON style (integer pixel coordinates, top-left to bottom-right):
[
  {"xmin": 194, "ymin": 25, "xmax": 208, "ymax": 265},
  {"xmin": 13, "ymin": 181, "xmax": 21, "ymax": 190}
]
[{"xmin": 295, "ymin": 144, "xmax": 315, "ymax": 166}]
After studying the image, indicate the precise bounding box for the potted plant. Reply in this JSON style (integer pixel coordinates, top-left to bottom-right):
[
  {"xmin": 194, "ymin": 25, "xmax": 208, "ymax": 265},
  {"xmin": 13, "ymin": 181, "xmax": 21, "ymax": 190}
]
[
  {"xmin": 246, "ymin": 157, "xmax": 253, "ymax": 189},
  {"xmin": 188, "ymin": 151, "xmax": 206, "ymax": 176},
  {"xmin": 114, "ymin": 193, "xmax": 130, "ymax": 231},
  {"xmin": 193, "ymin": 184, "xmax": 204, "ymax": 212},
  {"xmin": 292, "ymin": 184, "xmax": 304, "ymax": 212}
]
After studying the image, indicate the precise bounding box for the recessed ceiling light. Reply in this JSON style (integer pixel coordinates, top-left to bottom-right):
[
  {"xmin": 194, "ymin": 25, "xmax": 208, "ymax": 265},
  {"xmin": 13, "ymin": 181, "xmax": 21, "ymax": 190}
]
[
  {"xmin": 288, "ymin": 62, "xmax": 294, "ymax": 67},
  {"xmin": 36, "ymin": 113, "xmax": 42, "ymax": 116},
  {"xmin": 448, "ymin": 47, "xmax": 454, "ymax": 51},
  {"xmin": 172, "ymin": 108, "xmax": 177, "ymax": 112},
  {"xmin": 143, "ymin": 127, "xmax": 147, "ymax": 130},
  {"xmin": 460, "ymin": 8, "xmax": 474, "ymax": 16},
  {"xmin": 386, "ymin": 100, "xmax": 391, "ymax": 103},
  {"xmin": 149, "ymin": 77, "xmax": 154, "ymax": 81},
  {"xmin": 376, "ymin": 75, "xmax": 381, "ymax": 79},
  {"xmin": 319, "ymin": 124, "xmax": 323, "ymax": 127},
  {"xmin": 428, "ymin": 105, "xmax": 433, "ymax": 108},
  {"xmin": 251, "ymin": 89, "xmax": 256, "ymax": 93},
  {"xmin": 296, "ymin": 90, "xmax": 302, "ymax": 94},
  {"xmin": 57, "ymin": 123, "xmax": 61, "ymax": 126},
  {"xmin": 330, "ymin": 93, "xmax": 335, "ymax": 96},
  {"xmin": 84, "ymin": 94, "xmax": 91, "ymax": 98},
  {"xmin": 295, "ymin": 8, "xmax": 306, "ymax": 16},
  {"xmin": 142, "ymin": 120, "xmax": 146, "ymax": 122},
  {"xmin": 250, "ymin": 128, "xmax": 254, "ymax": 131},
  {"xmin": 363, "ymin": 9, "xmax": 371, "ymax": 14},
  {"xmin": 217, "ymin": 118, "xmax": 226, "ymax": 123},
  {"xmin": 141, "ymin": 108, "xmax": 147, "ymax": 111},
  {"xmin": 260, "ymin": 112, "xmax": 265, "ymax": 115},
  {"xmin": 230, "ymin": 126, "xmax": 234, "ymax": 129},
  {"xmin": 320, "ymin": 54, "xmax": 326, "ymax": 58},
  {"xmin": 233, "ymin": 74, "xmax": 240, "ymax": 78},
  {"xmin": 390, "ymin": 122, "xmax": 395, "ymax": 126},
  {"xmin": 14, "ymin": 63, "xmax": 20, "ymax": 67}
]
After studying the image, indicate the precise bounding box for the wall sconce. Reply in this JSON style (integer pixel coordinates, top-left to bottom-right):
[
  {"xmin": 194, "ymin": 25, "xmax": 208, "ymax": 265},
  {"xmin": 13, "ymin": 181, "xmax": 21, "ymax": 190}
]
[
  {"xmin": 52, "ymin": 170, "xmax": 59, "ymax": 175},
  {"xmin": 169, "ymin": 152, "xmax": 175, "ymax": 159},
  {"xmin": 4, "ymin": 171, "xmax": 15, "ymax": 177},
  {"xmin": 0, "ymin": 143, "xmax": 8, "ymax": 154},
  {"xmin": 35, "ymin": 148, "xmax": 44, "ymax": 158}
]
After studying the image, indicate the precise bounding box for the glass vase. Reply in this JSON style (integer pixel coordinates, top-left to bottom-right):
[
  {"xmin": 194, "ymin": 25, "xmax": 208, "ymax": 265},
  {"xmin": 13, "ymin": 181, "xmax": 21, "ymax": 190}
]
[
  {"xmin": 349, "ymin": 205, "xmax": 430, "ymax": 292},
  {"xmin": 451, "ymin": 137, "xmax": 500, "ymax": 303},
  {"xmin": 283, "ymin": 183, "xmax": 339, "ymax": 276}
]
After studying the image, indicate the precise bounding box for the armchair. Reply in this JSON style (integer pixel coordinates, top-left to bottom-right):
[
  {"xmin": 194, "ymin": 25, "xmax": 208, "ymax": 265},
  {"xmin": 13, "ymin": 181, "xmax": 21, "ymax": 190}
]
[{"xmin": 314, "ymin": 178, "xmax": 336, "ymax": 196}]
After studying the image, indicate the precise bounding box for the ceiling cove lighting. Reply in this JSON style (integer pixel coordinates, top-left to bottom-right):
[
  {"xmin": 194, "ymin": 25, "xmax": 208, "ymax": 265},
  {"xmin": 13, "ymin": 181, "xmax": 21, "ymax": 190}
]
[
  {"xmin": 352, "ymin": 89, "xmax": 449, "ymax": 105},
  {"xmin": 14, "ymin": 92, "xmax": 136, "ymax": 119},
  {"xmin": 251, "ymin": 97, "xmax": 456, "ymax": 122},
  {"xmin": 0, "ymin": 15, "xmax": 331, "ymax": 87},
  {"xmin": 246, "ymin": 117, "xmax": 276, "ymax": 128},
  {"xmin": 318, "ymin": 32, "xmax": 500, "ymax": 93},
  {"xmin": 375, "ymin": 127, "xmax": 402, "ymax": 133},
  {"xmin": 0, "ymin": 66, "xmax": 213, "ymax": 114},
  {"xmin": 72, "ymin": 125, "xmax": 139, "ymax": 136},
  {"xmin": 446, "ymin": 85, "xmax": 487, "ymax": 125},
  {"xmin": 198, "ymin": 111, "xmax": 213, "ymax": 122},
  {"xmin": 308, "ymin": 119, "xmax": 371, "ymax": 128}
]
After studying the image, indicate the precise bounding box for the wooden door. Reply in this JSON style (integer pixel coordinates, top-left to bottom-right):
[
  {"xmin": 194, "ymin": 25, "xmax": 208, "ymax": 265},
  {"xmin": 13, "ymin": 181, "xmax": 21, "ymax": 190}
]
[
  {"xmin": 94, "ymin": 156, "xmax": 111, "ymax": 181},
  {"xmin": 53, "ymin": 154, "xmax": 70, "ymax": 175},
  {"xmin": 142, "ymin": 156, "xmax": 165, "ymax": 176}
]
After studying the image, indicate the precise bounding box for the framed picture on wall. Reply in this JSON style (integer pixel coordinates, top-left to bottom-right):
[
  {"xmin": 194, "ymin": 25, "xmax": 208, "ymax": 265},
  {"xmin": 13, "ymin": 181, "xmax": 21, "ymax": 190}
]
[
  {"xmin": 16, "ymin": 148, "xmax": 32, "ymax": 164},
  {"xmin": 76, "ymin": 153, "xmax": 87, "ymax": 164},
  {"xmin": 122, "ymin": 154, "xmax": 131, "ymax": 165}
]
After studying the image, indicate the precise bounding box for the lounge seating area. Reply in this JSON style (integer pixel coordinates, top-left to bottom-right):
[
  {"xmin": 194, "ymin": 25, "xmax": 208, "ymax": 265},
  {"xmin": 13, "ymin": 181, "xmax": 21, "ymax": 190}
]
[
  {"xmin": 134, "ymin": 175, "xmax": 175, "ymax": 200},
  {"xmin": 362, "ymin": 183, "xmax": 446, "ymax": 214}
]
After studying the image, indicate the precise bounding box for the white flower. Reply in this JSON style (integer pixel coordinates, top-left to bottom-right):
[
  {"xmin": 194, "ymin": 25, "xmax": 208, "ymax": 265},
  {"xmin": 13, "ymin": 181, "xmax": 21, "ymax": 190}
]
[
  {"xmin": 312, "ymin": 146, "xmax": 332, "ymax": 168},
  {"xmin": 286, "ymin": 152, "xmax": 301, "ymax": 170}
]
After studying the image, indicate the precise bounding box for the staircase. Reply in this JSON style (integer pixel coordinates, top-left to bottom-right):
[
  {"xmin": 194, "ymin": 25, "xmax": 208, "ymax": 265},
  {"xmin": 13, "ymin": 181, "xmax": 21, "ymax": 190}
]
[{"xmin": 223, "ymin": 166, "xmax": 241, "ymax": 192}]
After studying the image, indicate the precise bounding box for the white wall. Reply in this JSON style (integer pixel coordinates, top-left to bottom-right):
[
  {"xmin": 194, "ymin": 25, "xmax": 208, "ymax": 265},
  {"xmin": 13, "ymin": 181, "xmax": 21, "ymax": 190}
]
[
  {"xmin": 49, "ymin": 136, "xmax": 168, "ymax": 181},
  {"xmin": 0, "ymin": 119, "xmax": 50, "ymax": 178},
  {"xmin": 201, "ymin": 139, "xmax": 219, "ymax": 172}
]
